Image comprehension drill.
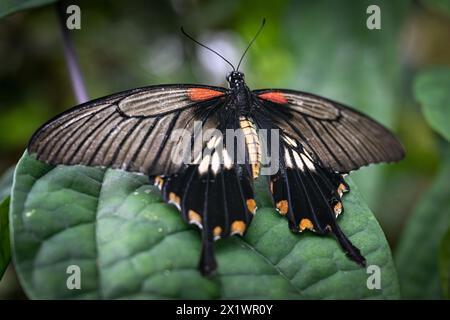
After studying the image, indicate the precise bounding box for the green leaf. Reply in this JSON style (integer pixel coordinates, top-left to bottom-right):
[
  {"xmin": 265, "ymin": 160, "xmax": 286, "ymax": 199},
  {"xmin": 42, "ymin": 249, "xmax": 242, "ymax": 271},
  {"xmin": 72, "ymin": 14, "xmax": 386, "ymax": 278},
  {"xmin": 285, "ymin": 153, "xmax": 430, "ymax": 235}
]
[
  {"xmin": 414, "ymin": 67, "xmax": 450, "ymax": 142},
  {"xmin": 396, "ymin": 157, "xmax": 450, "ymax": 299},
  {"xmin": 10, "ymin": 152, "xmax": 400, "ymax": 299},
  {"xmin": 439, "ymin": 227, "xmax": 450, "ymax": 299},
  {"xmin": 0, "ymin": 166, "xmax": 17, "ymax": 279},
  {"xmin": 0, "ymin": 0, "xmax": 57, "ymax": 19},
  {"xmin": 0, "ymin": 196, "xmax": 11, "ymax": 280},
  {"xmin": 0, "ymin": 167, "xmax": 15, "ymax": 201}
]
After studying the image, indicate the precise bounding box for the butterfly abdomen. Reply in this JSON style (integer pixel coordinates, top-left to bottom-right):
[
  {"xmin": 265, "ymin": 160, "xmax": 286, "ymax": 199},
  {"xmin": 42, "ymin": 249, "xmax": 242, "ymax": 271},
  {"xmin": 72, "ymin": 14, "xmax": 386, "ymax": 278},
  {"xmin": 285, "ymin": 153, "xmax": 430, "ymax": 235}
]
[{"xmin": 239, "ymin": 116, "xmax": 261, "ymax": 179}]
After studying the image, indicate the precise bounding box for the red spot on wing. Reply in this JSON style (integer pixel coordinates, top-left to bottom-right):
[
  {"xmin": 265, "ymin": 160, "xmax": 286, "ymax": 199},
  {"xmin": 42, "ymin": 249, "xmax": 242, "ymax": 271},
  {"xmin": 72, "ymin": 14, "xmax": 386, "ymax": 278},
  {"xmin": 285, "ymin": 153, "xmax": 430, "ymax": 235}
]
[
  {"xmin": 258, "ymin": 92, "xmax": 288, "ymax": 104},
  {"xmin": 188, "ymin": 88, "xmax": 224, "ymax": 101}
]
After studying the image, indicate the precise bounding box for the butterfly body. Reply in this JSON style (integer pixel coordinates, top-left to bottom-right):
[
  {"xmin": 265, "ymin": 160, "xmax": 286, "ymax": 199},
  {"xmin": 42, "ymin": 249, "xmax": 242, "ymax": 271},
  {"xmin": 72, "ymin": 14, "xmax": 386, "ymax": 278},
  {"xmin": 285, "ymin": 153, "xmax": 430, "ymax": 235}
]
[
  {"xmin": 224, "ymin": 72, "xmax": 255, "ymax": 115},
  {"xmin": 28, "ymin": 68, "xmax": 404, "ymax": 275}
]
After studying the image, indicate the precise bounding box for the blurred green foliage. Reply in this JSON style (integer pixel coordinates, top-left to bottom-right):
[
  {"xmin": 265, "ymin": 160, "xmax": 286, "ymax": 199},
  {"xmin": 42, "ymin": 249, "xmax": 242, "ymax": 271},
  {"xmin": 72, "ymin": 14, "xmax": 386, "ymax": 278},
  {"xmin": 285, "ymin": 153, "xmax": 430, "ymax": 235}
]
[
  {"xmin": 439, "ymin": 228, "xmax": 450, "ymax": 299},
  {"xmin": 396, "ymin": 154, "xmax": 450, "ymax": 299},
  {"xmin": 0, "ymin": 0, "xmax": 56, "ymax": 18},
  {"xmin": 422, "ymin": 0, "xmax": 450, "ymax": 17},
  {"xmin": 395, "ymin": 65, "xmax": 450, "ymax": 299},
  {"xmin": 0, "ymin": 0, "xmax": 450, "ymax": 299},
  {"xmin": 0, "ymin": 167, "xmax": 14, "ymax": 201},
  {"xmin": 414, "ymin": 67, "xmax": 450, "ymax": 141},
  {"xmin": 0, "ymin": 197, "xmax": 10, "ymax": 279}
]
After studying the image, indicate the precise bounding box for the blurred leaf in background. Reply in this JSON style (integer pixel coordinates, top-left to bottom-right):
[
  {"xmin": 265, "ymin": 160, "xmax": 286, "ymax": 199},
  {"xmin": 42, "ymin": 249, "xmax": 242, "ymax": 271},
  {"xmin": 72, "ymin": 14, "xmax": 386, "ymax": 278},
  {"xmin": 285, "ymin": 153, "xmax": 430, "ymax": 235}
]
[
  {"xmin": 0, "ymin": 0, "xmax": 57, "ymax": 18},
  {"xmin": 0, "ymin": 197, "xmax": 11, "ymax": 279},
  {"xmin": 421, "ymin": 0, "xmax": 450, "ymax": 17},
  {"xmin": 395, "ymin": 66, "xmax": 450, "ymax": 299},
  {"xmin": 0, "ymin": 165, "xmax": 13, "ymax": 280},
  {"xmin": 439, "ymin": 228, "xmax": 450, "ymax": 299},
  {"xmin": 0, "ymin": 167, "xmax": 14, "ymax": 201},
  {"xmin": 395, "ymin": 156, "xmax": 450, "ymax": 299},
  {"xmin": 414, "ymin": 67, "xmax": 450, "ymax": 142}
]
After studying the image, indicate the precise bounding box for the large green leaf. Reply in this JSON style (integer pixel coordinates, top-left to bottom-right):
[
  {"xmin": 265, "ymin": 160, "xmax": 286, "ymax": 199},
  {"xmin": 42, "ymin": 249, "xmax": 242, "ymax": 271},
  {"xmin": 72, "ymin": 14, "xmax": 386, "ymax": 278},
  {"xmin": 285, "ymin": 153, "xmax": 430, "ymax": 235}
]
[
  {"xmin": 414, "ymin": 67, "xmax": 450, "ymax": 142},
  {"xmin": 0, "ymin": 0, "xmax": 57, "ymax": 18},
  {"xmin": 10, "ymin": 152, "xmax": 399, "ymax": 299},
  {"xmin": 395, "ymin": 157, "xmax": 450, "ymax": 299},
  {"xmin": 439, "ymin": 227, "xmax": 450, "ymax": 299},
  {"xmin": 0, "ymin": 197, "xmax": 11, "ymax": 280}
]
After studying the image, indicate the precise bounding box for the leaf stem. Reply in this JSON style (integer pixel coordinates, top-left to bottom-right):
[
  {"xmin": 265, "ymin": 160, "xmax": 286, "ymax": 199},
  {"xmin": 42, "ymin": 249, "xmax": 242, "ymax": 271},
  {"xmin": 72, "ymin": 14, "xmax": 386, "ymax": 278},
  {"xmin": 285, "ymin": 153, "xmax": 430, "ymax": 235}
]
[{"xmin": 55, "ymin": 2, "xmax": 88, "ymax": 104}]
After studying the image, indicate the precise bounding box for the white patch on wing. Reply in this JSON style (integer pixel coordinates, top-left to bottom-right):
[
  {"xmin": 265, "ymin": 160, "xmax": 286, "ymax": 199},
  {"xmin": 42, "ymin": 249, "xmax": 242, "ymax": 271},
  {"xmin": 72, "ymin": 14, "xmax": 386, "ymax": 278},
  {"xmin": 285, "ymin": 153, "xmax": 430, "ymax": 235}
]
[
  {"xmin": 207, "ymin": 135, "xmax": 221, "ymax": 149},
  {"xmin": 211, "ymin": 151, "xmax": 221, "ymax": 174},
  {"xmin": 192, "ymin": 151, "xmax": 202, "ymax": 165},
  {"xmin": 292, "ymin": 151, "xmax": 304, "ymax": 171},
  {"xmin": 198, "ymin": 154, "xmax": 211, "ymax": 174},
  {"xmin": 283, "ymin": 135, "xmax": 298, "ymax": 147},
  {"xmin": 222, "ymin": 149, "xmax": 233, "ymax": 169},
  {"xmin": 301, "ymin": 153, "xmax": 316, "ymax": 171},
  {"xmin": 284, "ymin": 148, "xmax": 293, "ymax": 168}
]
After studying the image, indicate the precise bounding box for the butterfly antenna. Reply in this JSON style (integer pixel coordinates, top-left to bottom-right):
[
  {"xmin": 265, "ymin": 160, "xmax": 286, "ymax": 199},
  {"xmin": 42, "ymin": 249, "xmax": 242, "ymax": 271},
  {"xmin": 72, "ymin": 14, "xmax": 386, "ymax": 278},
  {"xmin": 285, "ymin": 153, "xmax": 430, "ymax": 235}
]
[
  {"xmin": 181, "ymin": 27, "xmax": 235, "ymax": 71},
  {"xmin": 236, "ymin": 18, "xmax": 266, "ymax": 71}
]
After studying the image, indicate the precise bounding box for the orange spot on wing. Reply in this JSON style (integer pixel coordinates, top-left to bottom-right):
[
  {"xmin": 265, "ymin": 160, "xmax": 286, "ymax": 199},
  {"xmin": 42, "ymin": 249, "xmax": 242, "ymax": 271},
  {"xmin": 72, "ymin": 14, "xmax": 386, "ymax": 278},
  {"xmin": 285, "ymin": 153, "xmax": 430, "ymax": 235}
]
[
  {"xmin": 188, "ymin": 88, "xmax": 224, "ymax": 101},
  {"xmin": 258, "ymin": 92, "xmax": 288, "ymax": 104},
  {"xmin": 299, "ymin": 218, "xmax": 314, "ymax": 231},
  {"xmin": 231, "ymin": 220, "xmax": 246, "ymax": 235},
  {"xmin": 246, "ymin": 199, "xmax": 257, "ymax": 214},
  {"xmin": 276, "ymin": 200, "xmax": 288, "ymax": 215}
]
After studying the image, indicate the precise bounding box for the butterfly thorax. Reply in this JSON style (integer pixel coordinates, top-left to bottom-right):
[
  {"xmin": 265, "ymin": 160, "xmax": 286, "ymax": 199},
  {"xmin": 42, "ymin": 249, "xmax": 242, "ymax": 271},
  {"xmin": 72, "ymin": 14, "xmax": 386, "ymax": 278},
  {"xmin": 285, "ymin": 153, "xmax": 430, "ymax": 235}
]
[
  {"xmin": 226, "ymin": 72, "xmax": 253, "ymax": 113},
  {"xmin": 226, "ymin": 72, "xmax": 261, "ymax": 178},
  {"xmin": 230, "ymin": 86, "xmax": 252, "ymax": 113}
]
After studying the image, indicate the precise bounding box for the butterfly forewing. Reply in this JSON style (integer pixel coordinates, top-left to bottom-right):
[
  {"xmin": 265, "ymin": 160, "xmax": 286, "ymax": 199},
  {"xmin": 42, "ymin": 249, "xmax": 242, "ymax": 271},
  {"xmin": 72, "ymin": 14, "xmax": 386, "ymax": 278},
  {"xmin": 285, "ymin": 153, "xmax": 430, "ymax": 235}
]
[
  {"xmin": 28, "ymin": 84, "xmax": 228, "ymax": 176},
  {"xmin": 254, "ymin": 89, "xmax": 405, "ymax": 173}
]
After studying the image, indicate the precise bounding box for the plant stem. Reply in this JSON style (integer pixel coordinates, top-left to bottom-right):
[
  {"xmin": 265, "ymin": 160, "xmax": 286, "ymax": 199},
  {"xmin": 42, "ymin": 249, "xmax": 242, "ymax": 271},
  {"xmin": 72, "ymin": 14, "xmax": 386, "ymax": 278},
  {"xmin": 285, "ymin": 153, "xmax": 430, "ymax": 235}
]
[{"xmin": 56, "ymin": 2, "xmax": 88, "ymax": 104}]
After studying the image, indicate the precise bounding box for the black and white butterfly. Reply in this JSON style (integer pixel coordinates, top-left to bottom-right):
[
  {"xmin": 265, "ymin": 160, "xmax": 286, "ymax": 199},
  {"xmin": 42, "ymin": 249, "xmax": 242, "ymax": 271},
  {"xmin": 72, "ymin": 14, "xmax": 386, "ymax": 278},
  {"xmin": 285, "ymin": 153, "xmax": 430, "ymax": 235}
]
[{"xmin": 27, "ymin": 22, "xmax": 405, "ymax": 275}]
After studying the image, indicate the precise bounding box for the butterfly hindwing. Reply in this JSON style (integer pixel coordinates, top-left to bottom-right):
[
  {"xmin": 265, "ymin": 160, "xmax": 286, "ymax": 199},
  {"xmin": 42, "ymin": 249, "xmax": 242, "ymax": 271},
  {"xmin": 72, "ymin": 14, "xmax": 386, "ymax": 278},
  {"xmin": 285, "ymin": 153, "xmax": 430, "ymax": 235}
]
[
  {"xmin": 155, "ymin": 126, "xmax": 256, "ymax": 275},
  {"xmin": 270, "ymin": 136, "xmax": 366, "ymax": 266}
]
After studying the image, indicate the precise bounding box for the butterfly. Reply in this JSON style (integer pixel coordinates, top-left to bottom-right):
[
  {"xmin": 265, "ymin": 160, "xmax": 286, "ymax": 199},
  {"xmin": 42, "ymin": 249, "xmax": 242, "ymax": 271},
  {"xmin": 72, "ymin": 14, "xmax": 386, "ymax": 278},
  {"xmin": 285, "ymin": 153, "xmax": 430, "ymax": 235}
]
[{"xmin": 27, "ymin": 20, "xmax": 405, "ymax": 275}]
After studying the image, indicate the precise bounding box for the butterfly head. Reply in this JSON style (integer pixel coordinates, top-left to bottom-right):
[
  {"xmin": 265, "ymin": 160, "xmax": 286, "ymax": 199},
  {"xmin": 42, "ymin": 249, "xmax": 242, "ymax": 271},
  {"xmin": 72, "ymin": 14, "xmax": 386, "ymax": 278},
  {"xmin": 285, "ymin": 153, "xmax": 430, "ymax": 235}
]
[{"xmin": 227, "ymin": 71, "xmax": 245, "ymax": 88}]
